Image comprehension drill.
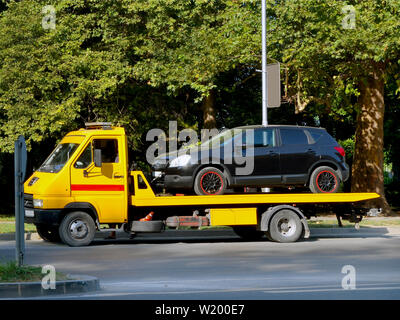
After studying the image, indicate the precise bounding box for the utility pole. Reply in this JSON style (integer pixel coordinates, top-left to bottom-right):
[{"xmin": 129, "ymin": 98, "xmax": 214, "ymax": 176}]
[{"xmin": 261, "ymin": 0, "xmax": 268, "ymax": 127}]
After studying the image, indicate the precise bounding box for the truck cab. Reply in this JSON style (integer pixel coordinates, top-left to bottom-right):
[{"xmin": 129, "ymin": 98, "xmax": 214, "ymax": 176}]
[{"xmin": 24, "ymin": 123, "xmax": 130, "ymax": 245}]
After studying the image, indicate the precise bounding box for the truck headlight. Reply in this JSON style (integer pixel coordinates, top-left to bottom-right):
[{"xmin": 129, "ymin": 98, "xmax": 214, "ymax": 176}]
[
  {"xmin": 33, "ymin": 199, "xmax": 43, "ymax": 208},
  {"xmin": 169, "ymin": 155, "xmax": 191, "ymax": 168}
]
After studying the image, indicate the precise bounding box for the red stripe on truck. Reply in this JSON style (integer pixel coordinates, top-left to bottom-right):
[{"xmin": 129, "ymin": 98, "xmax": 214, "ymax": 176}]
[{"xmin": 71, "ymin": 184, "xmax": 124, "ymax": 191}]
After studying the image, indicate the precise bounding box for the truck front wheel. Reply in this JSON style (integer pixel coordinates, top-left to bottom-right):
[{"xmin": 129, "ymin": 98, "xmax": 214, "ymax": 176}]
[
  {"xmin": 36, "ymin": 224, "xmax": 61, "ymax": 243},
  {"xmin": 59, "ymin": 211, "xmax": 96, "ymax": 247}
]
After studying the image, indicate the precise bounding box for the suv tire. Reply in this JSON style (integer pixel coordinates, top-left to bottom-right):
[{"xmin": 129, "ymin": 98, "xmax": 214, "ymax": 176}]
[
  {"xmin": 309, "ymin": 166, "xmax": 340, "ymax": 193},
  {"xmin": 194, "ymin": 167, "xmax": 227, "ymax": 195}
]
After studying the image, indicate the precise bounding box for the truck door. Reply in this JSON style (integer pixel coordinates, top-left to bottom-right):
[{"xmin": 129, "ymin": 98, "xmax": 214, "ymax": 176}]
[{"xmin": 70, "ymin": 137, "xmax": 127, "ymax": 223}]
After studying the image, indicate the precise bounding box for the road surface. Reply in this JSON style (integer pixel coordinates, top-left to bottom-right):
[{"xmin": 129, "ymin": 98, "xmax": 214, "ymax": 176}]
[{"xmin": 1, "ymin": 229, "xmax": 400, "ymax": 300}]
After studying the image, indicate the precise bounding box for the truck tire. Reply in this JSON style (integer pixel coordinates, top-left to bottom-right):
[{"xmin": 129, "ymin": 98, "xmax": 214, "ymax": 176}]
[
  {"xmin": 232, "ymin": 226, "xmax": 264, "ymax": 241},
  {"xmin": 131, "ymin": 220, "xmax": 164, "ymax": 232},
  {"xmin": 194, "ymin": 167, "xmax": 227, "ymax": 195},
  {"xmin": 59, "ymin": 211, "xmax": 96, "ymax": 247},
  {"xmin": 309, "ymin": 166, "xmax": 340, "ymax": 193},
  {"xmin": 36, "ymin": 224, "xmax": 61, "ymax": 243},
  {"xmin": 267, "ymin": 209, "xmax": 303, "ymax": 243}
]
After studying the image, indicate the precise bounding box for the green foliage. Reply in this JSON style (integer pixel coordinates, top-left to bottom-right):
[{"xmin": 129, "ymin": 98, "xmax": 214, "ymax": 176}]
[
  {"xmin": 338, "ymin": 137, "xmax": 355, "ymax": 162},
  {"xmin": 268, "ymin": 0, "xmax": 400, "ymax": 116}
]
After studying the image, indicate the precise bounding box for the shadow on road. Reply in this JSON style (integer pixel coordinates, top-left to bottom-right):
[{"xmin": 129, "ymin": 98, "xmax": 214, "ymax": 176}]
[{"xmin": 85, "ymin": 227, "xmax": 395, "ymax": 247}]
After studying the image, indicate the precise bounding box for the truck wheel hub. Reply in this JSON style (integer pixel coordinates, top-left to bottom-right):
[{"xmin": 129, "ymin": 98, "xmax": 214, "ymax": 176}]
[
  {"xmin": 277, "ymin": 218, "xmax": 295, "ymax": 236},
  {"xmin": 69, "ymin": 220, "xmax": 88, "ymax": 239}
]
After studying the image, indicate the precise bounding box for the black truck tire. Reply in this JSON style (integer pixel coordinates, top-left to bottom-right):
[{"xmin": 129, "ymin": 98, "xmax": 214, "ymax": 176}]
[
  {"xmin": 267, "ymin": 209, "xmax": 303, "ymax": 243},
  {"xmin": 59, "ymin": 211, "xmax": 96, "ymax": 247},
  {"xmin": 36, "ymin": 224, "xmax": 61, "ymax": 243},
  {"xmin": 194, "ymin": 167, "xmax": 227, "ymax": 195}
]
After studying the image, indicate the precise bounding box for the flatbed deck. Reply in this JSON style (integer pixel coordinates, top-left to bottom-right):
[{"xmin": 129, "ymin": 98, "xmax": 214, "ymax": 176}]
[{"xmin": 130, "ymin": 171, "xmax": 380, "ymax": 207}]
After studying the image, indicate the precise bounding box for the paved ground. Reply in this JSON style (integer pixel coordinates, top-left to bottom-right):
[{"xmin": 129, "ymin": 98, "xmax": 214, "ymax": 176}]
[{"xmin": 1, "ymin": 228, "xmax": 400, "ymax": 300}]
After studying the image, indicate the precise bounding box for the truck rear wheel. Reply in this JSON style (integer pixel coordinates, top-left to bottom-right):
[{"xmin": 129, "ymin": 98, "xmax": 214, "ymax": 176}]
[
  {"xmin": 59, "ymin": 211, "xmax": 96, "ymax": 247},
  {"xmin": 232, "ymin": 226, "xmax": 264, "ymax": 241},
  {"xmin": 36, "ymin": 224, "xmax": 61, "ymax": 243},
  {"xmin": 267, "ymin": 209, "xmax": 303, "ymax": 243}
]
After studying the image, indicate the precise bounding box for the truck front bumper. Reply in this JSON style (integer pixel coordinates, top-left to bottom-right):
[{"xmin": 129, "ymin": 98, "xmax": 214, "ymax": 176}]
[{"xmin": 24, "ymin": 208, "xmax": 62, "ymax": 226}]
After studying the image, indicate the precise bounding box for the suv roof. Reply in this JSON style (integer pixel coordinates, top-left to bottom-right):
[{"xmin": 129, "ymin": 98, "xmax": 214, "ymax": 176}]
[{"xmin": 234, "ymin": 124, "xmax": 325, "ymax": 130}]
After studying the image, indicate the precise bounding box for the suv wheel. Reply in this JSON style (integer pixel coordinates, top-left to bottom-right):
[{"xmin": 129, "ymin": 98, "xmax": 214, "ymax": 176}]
[
  {"xmin": 309, "ymin": 166, "xmax": 340, "ymax": 193},
  {"xmin": 194, "ymin": 167, "xmax": 227, "ymax": 195}
]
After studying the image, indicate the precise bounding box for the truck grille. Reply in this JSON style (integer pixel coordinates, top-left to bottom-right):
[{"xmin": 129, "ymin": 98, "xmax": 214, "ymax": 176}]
[{"xmin": 24, "ymin": 193, "xmax": 33, "ymax": 208}]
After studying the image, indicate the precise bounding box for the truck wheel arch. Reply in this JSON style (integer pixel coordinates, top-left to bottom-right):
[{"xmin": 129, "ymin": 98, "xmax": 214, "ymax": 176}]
[
  {"xmin": 62, "ymin": 202, "xmax": 99, "ymax": 226},
  {"xmin": 260, "ymin": 205, "xmax": 310, "ymax": 239}
]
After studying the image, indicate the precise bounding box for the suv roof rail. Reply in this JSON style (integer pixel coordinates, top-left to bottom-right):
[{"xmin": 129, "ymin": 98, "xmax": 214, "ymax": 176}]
[{"xmin": 85, "ymin": 122, "xmax": 113, "ymax": 130}]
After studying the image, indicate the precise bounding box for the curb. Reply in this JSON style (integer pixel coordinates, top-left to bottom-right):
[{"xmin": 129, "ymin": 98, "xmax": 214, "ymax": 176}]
[
  {"xmin": 0, "ymin": 275, "xmax": 100, "ymax": 298},
  {"xmin": 0, "ymin": 233, "xmax": 41, "ymax": 241}
]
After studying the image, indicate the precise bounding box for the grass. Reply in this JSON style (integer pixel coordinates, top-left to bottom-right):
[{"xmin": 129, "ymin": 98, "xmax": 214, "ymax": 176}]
[
  {"xmin": 0, "ymin": 215, "xmax": 15, "ymax": 222},
  {"xmin": 0, "ymin": 261, "xmax": 68, "ymax": 283},
  {"xmin": 308, "ymin": 217, "xmax": 400, "ymax": 228},
  {"xmin": 0, "ymin": 223, "xmax": 37, "ymax": 234}
]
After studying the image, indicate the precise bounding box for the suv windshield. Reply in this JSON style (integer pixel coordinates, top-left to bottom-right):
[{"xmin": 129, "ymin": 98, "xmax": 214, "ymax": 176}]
[
  {"xmin": 38, "ymin": 143, "xmax": 79, "ymax": 173},
  {"xmin": 201, "ymin": 129, "xmax": 244, "ymax": 149}
]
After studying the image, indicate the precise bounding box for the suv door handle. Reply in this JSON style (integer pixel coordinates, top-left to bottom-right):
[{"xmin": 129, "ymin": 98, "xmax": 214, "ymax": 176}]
[{"xmin": 114, "ymin": 174, "xmax": 124, "ymax": 179}]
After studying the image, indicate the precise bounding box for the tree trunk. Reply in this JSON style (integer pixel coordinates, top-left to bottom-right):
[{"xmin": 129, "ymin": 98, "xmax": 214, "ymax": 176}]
[
  {"xmin": 201, "ymin": 90, "xmax": 217, "ymax": 129},
  {"xmin": 351, "ymin": 63, "xmax": 391, "ymax": 215}
]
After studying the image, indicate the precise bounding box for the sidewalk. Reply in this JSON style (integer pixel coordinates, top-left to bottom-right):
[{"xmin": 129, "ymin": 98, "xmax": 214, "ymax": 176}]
[{"xmin": 0, "ymin": 275, "xmax": 100, "ymax": 299}]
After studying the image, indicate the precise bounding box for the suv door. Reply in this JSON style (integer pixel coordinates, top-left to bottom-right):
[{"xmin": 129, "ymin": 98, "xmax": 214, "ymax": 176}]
[
  {"xmin": 233, "ymin": 127, "xmax": 280, "ymax": 186},
  {"xmin": 278, "ymin": 128, "xmax": 318, "ymax": 184}
]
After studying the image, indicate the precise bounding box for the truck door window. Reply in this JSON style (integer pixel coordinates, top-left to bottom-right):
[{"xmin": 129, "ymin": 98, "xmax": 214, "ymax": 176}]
[
  {"xmin": 74, "ymin": 143, "xmax": 92, "ymax": 169},
  {"xmin": 93, "ymin": 139, "xmax": 119, "ymax": 163}
]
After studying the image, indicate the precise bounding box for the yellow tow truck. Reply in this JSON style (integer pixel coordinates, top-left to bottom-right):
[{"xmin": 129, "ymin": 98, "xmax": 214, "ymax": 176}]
[{"xmin": 23, "ymin": 123, "xmax": 380, "ymax": 246}]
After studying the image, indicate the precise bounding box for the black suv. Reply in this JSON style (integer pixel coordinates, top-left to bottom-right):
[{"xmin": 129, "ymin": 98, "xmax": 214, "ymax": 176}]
[{"xmin": 151, "ymin": 125, "xmax": 349, "ymax": 195}]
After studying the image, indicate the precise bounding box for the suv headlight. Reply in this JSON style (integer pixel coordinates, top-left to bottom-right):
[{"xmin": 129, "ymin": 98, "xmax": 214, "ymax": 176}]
[
  {"xmin": 169, "ymin": 154, "xmax": 191, "ymax": 168},
  {"xmin": 33, "ymin": 199, "xmax": 43, "ymax": 208}
]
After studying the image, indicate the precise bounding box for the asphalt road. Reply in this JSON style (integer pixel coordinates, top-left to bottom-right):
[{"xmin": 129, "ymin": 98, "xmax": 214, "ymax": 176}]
[{"xmin": 1, "ymin": 229, "xmax": 400, "ymax": 300}]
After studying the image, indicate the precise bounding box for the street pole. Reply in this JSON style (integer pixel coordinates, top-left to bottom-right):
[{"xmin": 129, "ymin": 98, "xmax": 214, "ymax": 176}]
[
  {"xmin": 261, "ymin": 0, "xmax": 270, "ymax": 193},
  {"xmin": 15, "ymin": 136, "xmax": 27, "ymax": 266},
  {"xmin": 261, "ymin": 0, "xmax": 268, "ymax": 127}
]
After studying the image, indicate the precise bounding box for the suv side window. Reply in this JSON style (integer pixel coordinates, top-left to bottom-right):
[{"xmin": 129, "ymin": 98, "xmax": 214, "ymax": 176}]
[
  {"xmin": 243, "ymin": 129, "xmax": 275, "ymax": 147},
  {"xmin": 280, "ymin": 128, "xmax": 308, "ymax": 145},
  {"xmin": 305, "ymin": 129, "xmax": 323, "ymax": 144},
  {"xmin": 74, "ymin": 143, "xmax": 92, "ymax": 169}
]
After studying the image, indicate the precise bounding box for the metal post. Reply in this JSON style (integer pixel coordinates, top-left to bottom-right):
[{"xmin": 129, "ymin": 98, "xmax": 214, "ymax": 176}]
[
  {"xmin": 261, "ymin": 0, "xmax": 268, "ymax": 127},
  {"xmin": 15, "ymin": 136, "xmax": 27, "ymax": 266}
]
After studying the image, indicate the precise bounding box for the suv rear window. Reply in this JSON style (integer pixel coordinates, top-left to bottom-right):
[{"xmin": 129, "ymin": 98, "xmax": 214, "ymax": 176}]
[{"xmin": 280, "ymin": 129, "xmax": 308, "ymax": 145}]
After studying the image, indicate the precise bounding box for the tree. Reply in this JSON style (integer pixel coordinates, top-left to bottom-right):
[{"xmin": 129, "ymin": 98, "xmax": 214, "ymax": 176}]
[
  {"xmin": 131, "ymin": 0, "xmax": 261, "ymax": 129},
  {"xmin": 268, "ymin": 0, "xmax": 400, "ymax": 213}
]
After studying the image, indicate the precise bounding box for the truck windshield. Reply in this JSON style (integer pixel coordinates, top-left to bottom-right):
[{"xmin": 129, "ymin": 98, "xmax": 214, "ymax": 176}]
[{"xmin": 38, "ymin": 143, "xmax": 79, "ymax": 173}]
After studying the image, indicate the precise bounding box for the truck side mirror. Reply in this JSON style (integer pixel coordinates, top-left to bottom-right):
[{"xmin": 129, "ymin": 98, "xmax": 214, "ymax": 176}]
[{"xmin": 94, "ymin": 149, "xmax": 102, "ymax": 167}]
